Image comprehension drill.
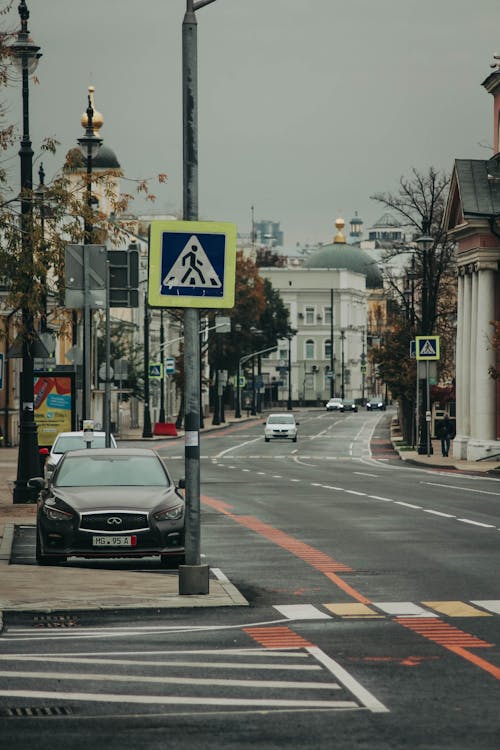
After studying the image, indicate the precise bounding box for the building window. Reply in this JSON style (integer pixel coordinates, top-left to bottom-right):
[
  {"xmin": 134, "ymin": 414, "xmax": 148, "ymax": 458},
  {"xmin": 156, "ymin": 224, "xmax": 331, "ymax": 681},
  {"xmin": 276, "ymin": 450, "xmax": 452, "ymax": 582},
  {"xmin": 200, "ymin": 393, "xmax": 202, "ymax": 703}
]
[
  {"xmin": 324, "ymin": 339, "xmax": 332, "ymax": 357},
  {"xmin": 305, "ymin": 340, "xmax": 314, "ymax": 359},
  {"xmin": 325, "ymin": 307, "xmax": 332, "ymax": 325},
  {"xmin": 305, "ymin": 307, "xmax": 314, "ymax": 325},
  {"xmin": 278, "ymin": 347, "xmax": 287, "ymax": 360}
]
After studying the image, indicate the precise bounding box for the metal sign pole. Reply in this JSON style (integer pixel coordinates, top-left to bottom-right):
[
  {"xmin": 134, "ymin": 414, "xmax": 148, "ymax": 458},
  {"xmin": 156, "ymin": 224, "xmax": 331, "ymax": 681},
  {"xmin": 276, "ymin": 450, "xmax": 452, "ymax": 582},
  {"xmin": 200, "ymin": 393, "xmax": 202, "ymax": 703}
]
[{"xmin": 179, "ymin": 0, "xmax": 208, "ymax": 595}]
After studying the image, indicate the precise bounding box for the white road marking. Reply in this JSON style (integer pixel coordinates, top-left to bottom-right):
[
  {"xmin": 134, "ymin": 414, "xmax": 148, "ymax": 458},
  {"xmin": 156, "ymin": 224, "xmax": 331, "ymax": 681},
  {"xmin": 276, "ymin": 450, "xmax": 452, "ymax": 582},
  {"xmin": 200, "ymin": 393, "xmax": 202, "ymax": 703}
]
[
  {"xmin": 273, "ymin": 605, "xmax": 331, "ymax": 620},
  {"xmin": 0, "ymin": 669, "xmax": 340, "ymax": 691},
  {"xmin": 307, "ymin": 647, "xmax": 389, "ymax": 714},
  {"xmin": 354, "ymin": 472, "xmax": 379, "ymax": 478},
  {"xmin": 373, "ymin": 602, "xmax": 437, "ymax": 618},
  {"xmin": 395, "ymin": 501, "xmax": 422, "ymax": 509},
  {"xmin": 422, "ymin": 482, "xmax": 500, "ymax": 497},
  {"xmin": 424, "ymin": 510, "xmax": 456, "ymax": 518},
  {"xmin": 0, "ymin": 655, "xmax": 321, "ymax": 670},
  {"xmin": 471, "ymin": 600, "xmax": 500, "ymax": 615},
  {"xmin": 457, "ymin": 519, "xmax": 496, "ymax": 528},
  {"xmin": 0, "ymin": 689, "xmax": 358, "ymax": 709},
  {"xmin": 368, "ymin": 495, "xmax": 394, "ymax": 502}
]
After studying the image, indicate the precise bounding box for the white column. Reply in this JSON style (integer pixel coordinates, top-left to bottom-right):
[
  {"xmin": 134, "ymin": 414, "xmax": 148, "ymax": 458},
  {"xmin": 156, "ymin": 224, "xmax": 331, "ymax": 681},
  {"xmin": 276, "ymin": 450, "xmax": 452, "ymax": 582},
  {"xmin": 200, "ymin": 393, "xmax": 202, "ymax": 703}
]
[
  {"xmin": 469, "ymin": 270, "xmax": 478, "ymax": 437},
  {"xmin": 461, "ymin": 272, "xmax": 472, "ymax": 438},
  {"xmin": 455, "ymin": 273, "xmax": 464, "ymax": 435},
  {"xmin": 475, "ymin": 265, "xmax": 497, "ymax": 441}
]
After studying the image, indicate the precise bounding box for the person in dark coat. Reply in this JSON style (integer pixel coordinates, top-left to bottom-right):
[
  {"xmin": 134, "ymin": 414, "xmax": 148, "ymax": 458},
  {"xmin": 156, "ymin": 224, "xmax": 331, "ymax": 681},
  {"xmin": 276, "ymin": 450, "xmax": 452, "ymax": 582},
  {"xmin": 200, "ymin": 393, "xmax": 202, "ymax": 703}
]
[{"xmin": 437, "ymin": 413, "xmax": 454, "ymax": 457}]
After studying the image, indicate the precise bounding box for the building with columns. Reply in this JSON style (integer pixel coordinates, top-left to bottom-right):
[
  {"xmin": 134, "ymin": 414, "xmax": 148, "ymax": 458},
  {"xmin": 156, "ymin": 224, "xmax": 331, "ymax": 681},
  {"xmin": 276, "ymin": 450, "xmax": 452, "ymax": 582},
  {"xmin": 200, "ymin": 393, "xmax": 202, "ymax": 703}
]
[{"xmin": 444, "ymin": 66, "xmax": 500, "ymax": 461}]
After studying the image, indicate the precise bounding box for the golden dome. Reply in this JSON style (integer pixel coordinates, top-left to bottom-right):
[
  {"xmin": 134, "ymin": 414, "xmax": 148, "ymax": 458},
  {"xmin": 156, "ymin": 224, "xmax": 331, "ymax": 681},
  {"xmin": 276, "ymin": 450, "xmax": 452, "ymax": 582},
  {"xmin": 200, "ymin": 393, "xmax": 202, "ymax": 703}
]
[{"xmin": 80, "ymin": 85, "xmax": 103, "ymax": 134}]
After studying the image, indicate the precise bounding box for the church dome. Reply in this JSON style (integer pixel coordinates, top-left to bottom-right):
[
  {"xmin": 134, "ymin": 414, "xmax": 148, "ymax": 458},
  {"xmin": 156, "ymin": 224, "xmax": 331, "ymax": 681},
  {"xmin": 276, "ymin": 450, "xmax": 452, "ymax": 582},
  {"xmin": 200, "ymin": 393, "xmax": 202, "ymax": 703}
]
[{"xmin": 304, "ymin": 242, "xmax": 383, "ymax": 288}]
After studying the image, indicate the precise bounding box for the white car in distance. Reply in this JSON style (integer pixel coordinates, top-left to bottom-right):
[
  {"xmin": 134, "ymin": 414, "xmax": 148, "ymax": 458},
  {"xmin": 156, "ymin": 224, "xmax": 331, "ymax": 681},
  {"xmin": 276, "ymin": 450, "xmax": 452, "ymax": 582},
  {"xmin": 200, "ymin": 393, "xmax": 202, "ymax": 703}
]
[
  {"xmin": 264, "ymin": 413, "xmax": 298, "ymax": 442},
  {"xmin": 42, "ymin": 431, "xmax": 117, "ymax": 476}
]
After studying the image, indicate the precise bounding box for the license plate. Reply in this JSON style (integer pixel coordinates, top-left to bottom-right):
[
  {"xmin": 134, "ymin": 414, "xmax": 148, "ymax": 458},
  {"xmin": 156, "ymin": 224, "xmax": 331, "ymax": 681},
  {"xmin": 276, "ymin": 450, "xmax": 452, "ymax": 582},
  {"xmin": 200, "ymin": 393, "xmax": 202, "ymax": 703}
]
[{"xmin": 92, "ymin": 535, "xmax": 137, "ymax": 547}]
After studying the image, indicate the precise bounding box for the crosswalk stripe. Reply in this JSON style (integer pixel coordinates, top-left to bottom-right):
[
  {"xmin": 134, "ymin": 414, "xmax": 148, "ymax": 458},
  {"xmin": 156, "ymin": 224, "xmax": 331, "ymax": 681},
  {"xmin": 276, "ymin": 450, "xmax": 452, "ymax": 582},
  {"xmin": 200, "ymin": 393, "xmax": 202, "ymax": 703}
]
[
  {"xmin": 471, "ymin": 600, "xmax": 500, "ymax": 615},
  {"xmin": 323, "ymin": 603, "xmax": 382, "ymax": 618},
  {"xmin": 422, "ymin": 601, "xmax": 492, "ymax": 617},
  {"xmin": 273, "ymin": 605, "xmax": 331, "ymax": 620}
]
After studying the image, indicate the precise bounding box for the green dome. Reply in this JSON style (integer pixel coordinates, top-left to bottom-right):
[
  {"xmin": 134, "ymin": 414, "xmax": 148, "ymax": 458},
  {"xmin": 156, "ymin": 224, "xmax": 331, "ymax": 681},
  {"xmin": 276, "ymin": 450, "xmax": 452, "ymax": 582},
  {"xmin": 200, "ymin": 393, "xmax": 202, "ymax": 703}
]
[{"xmin": 304, "ymin": 243, "xmax": 383, "ymax": 289}]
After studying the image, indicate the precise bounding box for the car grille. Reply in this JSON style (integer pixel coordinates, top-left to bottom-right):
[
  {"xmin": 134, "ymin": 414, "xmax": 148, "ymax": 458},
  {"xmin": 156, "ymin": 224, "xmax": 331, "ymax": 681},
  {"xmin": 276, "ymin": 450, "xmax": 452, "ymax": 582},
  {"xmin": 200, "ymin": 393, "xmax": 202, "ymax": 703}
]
[{"xmin": 79, "ymin": 512, "xmax": 149, "ymax": 533}]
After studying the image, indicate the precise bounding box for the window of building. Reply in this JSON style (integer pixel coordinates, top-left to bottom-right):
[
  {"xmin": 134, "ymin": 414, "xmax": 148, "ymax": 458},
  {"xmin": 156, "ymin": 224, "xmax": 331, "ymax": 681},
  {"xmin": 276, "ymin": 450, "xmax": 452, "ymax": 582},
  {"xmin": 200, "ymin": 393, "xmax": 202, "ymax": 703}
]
[
  {"xmin": 305, "ymin": 307, "xmax": 315, "ymax": 325},
  {"xmin": 305, "ymin": 340, "xmax": 314, "ymax": 359},
  {"xmin": 324, "ymin": 339, "xmax": 332, "ymax": 357},
  {"xmin": 325, "ymin": 307, "xmax": 332, "ymax": 325}
]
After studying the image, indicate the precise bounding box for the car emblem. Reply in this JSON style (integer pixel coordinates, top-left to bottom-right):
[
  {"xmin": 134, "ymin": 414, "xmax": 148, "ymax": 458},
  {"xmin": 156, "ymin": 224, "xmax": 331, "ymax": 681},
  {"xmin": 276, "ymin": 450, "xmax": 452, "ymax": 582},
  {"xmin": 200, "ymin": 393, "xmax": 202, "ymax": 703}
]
[{"xmin": 107, "ymin": 517, "xmax": 123, "ymax": 526}]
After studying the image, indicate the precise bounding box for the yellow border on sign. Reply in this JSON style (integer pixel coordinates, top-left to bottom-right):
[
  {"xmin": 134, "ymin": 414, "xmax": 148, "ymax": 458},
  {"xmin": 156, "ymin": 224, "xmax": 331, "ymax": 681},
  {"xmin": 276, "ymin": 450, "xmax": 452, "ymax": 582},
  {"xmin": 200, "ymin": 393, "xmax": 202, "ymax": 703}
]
[
  {"xmin": 148, "ymin": 220, "xmax": 237, "ymax": 309},
  {"xmin": 415, "ymin": 336, "xmax": 440, "ymax": 360}
]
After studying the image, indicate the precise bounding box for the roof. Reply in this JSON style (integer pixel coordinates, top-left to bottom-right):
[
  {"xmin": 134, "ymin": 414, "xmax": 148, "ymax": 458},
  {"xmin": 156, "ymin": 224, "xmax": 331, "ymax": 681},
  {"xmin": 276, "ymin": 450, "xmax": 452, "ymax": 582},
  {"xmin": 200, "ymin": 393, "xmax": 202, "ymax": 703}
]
[
  {"xmin": 303, "ymin": 243, "xmax": 383, "ymax": 288},
  {"xmin": 454, "ymin": 159, "xmax": 500, "ymax": 218}
]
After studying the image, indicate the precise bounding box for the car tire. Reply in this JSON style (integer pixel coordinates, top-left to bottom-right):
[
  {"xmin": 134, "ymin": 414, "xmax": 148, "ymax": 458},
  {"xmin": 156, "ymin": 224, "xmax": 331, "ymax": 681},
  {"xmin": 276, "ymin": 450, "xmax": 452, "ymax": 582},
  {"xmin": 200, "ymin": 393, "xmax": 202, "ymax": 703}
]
[
  {"xmin": 35, "ymin": 529, "xmax": 66, "ymax": 565},
  {"xmin": 292, "ymin": 436, "xmax": 297, "ymax": 442},
  {"xmin": 265, "ymin": 437, "xmax": 270, "ymax": 442},
  {"xmin": 160, "ymin": 554, "xmax": 185, "ymax": 569}
]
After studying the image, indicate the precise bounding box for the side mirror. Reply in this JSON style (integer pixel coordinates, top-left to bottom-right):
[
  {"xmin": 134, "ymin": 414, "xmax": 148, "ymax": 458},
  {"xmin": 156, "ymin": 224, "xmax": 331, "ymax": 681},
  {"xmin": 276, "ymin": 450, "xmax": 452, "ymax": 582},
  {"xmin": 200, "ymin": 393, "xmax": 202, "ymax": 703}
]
[
  {"xmin": 39, "ymin": 447, "xmax": 49, "ymax": 456},
  {"xmin": 177, "ymin": 478, "xmax": 186, "ymax": 490},
  {"xmin": 296, "ymin": 421, "xmax": 300, "ymax": 425},
  {"xmin": 28, "ymin": 477, "xmax": 45, "ymax": 491}
]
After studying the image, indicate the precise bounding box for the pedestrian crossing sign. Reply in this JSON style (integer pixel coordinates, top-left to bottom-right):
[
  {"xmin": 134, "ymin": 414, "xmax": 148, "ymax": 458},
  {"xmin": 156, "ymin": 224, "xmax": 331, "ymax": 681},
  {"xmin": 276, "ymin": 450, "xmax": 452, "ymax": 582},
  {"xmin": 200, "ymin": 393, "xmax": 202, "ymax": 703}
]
[
  {"xmin": 149, "ymin": 363, "xmax": 163, "ymax": 379},
  {"xmin": 415, "ymin": 336, "xmax": 440, "ymax": 360},
  {"xmin": 148, "ymin": 220, "xmax": 237, "ymax": 309}
]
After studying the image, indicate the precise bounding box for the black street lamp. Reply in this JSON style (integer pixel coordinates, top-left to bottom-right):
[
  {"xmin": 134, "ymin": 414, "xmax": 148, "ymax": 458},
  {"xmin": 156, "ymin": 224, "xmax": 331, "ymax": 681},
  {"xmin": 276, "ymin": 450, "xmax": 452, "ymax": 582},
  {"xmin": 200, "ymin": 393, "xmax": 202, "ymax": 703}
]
[
  {"xmin": 159, "ymin": 309, "xmax": 166, "ymax": 423},
  {"xmin": 142, "ymin": 293, "xmax": 153, "ymax": 438},
  {"xmin": 287, "ymin": 334, "xmax": 293, "ymax": 410},
  {"xmin": 416, "ymin": 222, "xmax": 434, "ymax": 456},
  {"xmin": 12, "ymin": 0, "xmax": 42, "ymax": 503},
  {"xmin": 340, "ymin": 329, "xmax": 346, "ymax": 400},
  {"xmin": 77, "ymin": 87, "xmax": 102, "ymax": 422}
]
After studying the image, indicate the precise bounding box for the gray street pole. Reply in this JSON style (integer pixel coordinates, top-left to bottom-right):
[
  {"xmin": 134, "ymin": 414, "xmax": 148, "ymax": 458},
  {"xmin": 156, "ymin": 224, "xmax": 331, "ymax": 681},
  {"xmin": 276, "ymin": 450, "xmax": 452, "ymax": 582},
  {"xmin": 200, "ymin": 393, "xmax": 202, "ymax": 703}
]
[
  {"xmin": 179, "ymin": 0, "xmax": 217, "ymax": 595},
  {"xmin": 329, "ymin": 288, "xmax": 335, "ymax": 398}
]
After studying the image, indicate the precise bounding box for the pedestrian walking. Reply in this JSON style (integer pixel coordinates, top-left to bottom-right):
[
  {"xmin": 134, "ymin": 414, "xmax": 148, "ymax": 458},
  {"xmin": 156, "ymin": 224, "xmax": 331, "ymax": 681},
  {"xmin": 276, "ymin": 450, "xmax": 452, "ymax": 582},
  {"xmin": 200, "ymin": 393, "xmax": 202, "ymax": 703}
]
[{"xmin": 437, "ymin": 413, "xmax": 454, "ymax": 457}]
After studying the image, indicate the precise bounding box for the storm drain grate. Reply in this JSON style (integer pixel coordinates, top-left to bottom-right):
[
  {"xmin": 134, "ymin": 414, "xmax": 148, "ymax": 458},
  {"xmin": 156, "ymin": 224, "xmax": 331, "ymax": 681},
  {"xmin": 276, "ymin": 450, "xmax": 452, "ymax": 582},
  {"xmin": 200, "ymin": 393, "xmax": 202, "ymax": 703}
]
[
  {"xmin": 3, "ymin": 706, "xmax": 74, "ymax": 717},
  {"xmin": 33, "ymin": 614, "xmax": 79, "ymax": 628}
]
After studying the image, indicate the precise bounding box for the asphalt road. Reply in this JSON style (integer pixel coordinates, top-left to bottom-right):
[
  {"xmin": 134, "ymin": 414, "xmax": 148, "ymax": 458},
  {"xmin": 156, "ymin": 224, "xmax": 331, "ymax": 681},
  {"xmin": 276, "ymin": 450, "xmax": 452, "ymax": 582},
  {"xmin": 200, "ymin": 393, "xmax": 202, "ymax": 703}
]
[{"xmin": 1, "ymin": 407, "xmax": 499, "ymax": 749}]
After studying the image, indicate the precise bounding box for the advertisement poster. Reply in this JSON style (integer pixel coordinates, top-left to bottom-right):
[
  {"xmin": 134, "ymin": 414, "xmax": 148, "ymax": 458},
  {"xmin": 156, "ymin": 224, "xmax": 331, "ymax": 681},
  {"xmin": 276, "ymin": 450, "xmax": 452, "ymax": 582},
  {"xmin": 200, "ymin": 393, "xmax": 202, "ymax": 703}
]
[{"xmin": 34, "ymin": 373, "xmax": 75, "ymax": 447}]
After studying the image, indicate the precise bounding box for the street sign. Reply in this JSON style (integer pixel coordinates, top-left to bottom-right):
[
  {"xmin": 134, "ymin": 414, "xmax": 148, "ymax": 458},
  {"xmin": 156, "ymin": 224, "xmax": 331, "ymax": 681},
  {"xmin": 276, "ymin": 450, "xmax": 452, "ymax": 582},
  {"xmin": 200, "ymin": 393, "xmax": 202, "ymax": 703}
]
[
  {"xmin": 416, "ymin": 336, "xmax": 440, "ymax": 360},
  {"xmin": 64, "ymin": 244, "xmax": 107, "ymax": 309},
  {"xmin": 148, "ymin": 220, "xmax": 237, "ymax": 309},
  {"xmin": 149, "ymin": 363, "xmax": 163, "ymax": 379},
  {"xmin": 108, "ymin": 248, "xmax": 139, "ymax": 308},
  {"xmin": 238, "ymin": 375, "xmax": 246, "ymax": 388},
  {"xmin": 165, "ymin": 356, "xmax": 176, "ymax": 374},
  {"xmin": 410, "ymin": 340, "xmax": 416, "ymax": 358}
]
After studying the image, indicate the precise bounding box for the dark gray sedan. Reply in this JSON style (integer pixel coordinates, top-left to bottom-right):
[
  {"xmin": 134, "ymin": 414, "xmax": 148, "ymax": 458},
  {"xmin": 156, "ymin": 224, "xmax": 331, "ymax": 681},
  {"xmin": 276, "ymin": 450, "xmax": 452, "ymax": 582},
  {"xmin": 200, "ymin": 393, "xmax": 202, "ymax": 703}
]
[{"xmin": 30, "ymin": 448, "xmax": 185, "ymax": 568}]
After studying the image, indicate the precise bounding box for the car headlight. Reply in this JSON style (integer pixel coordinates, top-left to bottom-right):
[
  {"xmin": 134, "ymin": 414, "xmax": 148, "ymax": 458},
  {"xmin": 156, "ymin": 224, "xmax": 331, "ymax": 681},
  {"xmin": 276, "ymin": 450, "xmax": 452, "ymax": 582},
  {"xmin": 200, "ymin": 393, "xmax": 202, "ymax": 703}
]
[
  {"xmin": 154, "ymin": 505, "xmax": 184, "ymax": 521},
  {"xmin": 42, "ymin": 503, "xmax": 74, "ymax": 521}
]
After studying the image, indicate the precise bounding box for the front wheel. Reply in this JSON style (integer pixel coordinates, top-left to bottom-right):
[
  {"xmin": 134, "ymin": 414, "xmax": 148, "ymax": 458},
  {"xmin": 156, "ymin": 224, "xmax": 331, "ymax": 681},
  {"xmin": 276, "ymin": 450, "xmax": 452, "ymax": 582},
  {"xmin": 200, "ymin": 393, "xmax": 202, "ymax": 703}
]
[
  {"xmin": 265, "ymin": 437, "xmax": 270, "ymax": 442},
  {"xmin": 292, "ymin": 436, "xmax": 297, "ymax": 442}
]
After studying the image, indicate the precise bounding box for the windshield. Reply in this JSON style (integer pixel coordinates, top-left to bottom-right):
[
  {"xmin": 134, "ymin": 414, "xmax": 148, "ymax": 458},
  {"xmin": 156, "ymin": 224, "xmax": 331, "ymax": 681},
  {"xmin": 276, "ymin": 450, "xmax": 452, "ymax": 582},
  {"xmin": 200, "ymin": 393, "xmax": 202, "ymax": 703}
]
[
  {"xmin": 53, "ymin": 436, "xmax": 112, "ymax": 454},
  {"xmin": 55, "ymin": 455, "xmax": 170, "ymax": 488},
  {"xmin": 267, "ymin": 415, "xmax": 295, "ymax": 425}
]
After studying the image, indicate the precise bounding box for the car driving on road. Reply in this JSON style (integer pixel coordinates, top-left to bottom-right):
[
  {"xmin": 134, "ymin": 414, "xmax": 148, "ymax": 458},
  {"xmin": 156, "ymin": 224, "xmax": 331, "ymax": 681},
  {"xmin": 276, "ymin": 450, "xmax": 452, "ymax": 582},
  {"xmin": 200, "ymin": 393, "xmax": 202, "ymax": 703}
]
[
  {"xmin": 264, "ymin": 413, "xmax": 298, "ymax": 442},
  {"xmin": 326, "ymin": 398, "xmax": 343, "ymax": 411},
  {"xmin": 366, "ymin": 397, "xmax": 386, "ymax": 411},
  {"xmin": 30, "ymin": 448, "xmax": 185, "ymax": 568},
  {"xmin": 340, "ymin": 399, "xmax": 358, "ymax": 412}
]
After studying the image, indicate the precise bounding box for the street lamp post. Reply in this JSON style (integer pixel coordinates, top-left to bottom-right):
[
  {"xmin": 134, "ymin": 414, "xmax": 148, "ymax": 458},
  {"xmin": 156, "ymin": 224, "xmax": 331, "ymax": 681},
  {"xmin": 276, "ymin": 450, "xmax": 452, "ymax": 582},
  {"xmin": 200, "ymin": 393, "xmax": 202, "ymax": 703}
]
[
  {"xmin": 12, "ymin": 1, "xmax": 42, "ymax": 503},
  {"xmin": 340, "ymin": 329, "xmax": 346, "ymax": 400},
  {"xmin": 159, "ymin": 309, "xmax": 166, "ymax": 423},
  {"xmin": 77, "ymin": 88, "xmax": 102, "ymax": 422},
  {"xmin": 287, "ymin": 334, "xmax": 293, "ymax": 410},
  {"xmin": 329, "ymin": 288, "xmax": 335, "ymax": 398},
  {"xmin": 142, "ymin": 293, "xmax": 153, "ymax": 438},
  {"xmin": 416, "ymin": 221, "xmax": 434, "ymax": 456}
]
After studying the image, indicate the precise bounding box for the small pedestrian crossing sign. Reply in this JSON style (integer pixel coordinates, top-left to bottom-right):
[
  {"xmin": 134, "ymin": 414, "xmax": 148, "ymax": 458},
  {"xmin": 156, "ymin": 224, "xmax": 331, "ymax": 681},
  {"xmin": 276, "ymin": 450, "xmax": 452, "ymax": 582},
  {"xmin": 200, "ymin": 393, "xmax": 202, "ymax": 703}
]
[
  {"xmin": 415, "ymin": 336, "xmax": 440, "ymax": 360},
  {"xmin": 149, "ymin": 363, "xmax": 163, "ymax": 379},
  {"xmin": 148, "ymin": 220, "xmax": 237, "ymax": 309}
]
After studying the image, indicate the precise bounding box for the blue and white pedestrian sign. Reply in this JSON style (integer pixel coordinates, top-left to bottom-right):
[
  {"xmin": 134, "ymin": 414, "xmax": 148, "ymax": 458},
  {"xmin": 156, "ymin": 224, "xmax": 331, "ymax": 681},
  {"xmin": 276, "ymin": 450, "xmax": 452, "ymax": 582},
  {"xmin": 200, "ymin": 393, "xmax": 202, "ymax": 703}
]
[
  {"xmin": 149, "ymin": 363, "xmax": 163, "ymax": 379},
  {"xmin": 410, "ymin": 340, "xmax": 416, "ymax": 358},
  {"xmin": 165, "ymin": 356, "xmax": 176, "ymax": 375},
  {"xmin": 415, "ymin": 336, "xmax": 440, "ymax": 360},
  {"xmin": 148, "ymin": 220, "xmax": 237, "ymax": 309}
]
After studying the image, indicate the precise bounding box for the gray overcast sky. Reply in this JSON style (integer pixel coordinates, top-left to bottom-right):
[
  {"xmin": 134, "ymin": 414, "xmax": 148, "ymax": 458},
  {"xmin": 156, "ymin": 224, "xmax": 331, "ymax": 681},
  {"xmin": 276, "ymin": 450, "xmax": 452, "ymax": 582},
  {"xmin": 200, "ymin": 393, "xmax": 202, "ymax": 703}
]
[{"xmin": 4, "ymin": 0, "xmax": 500, "ymax": 248}]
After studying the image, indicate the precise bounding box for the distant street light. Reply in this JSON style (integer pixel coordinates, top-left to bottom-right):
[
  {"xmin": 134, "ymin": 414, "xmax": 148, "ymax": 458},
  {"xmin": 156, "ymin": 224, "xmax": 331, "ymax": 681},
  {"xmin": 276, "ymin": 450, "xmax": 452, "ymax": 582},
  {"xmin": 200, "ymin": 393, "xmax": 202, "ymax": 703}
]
[{"xmin": 11, "ymin": 0, "xmax": 43, "ymax": 504}]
